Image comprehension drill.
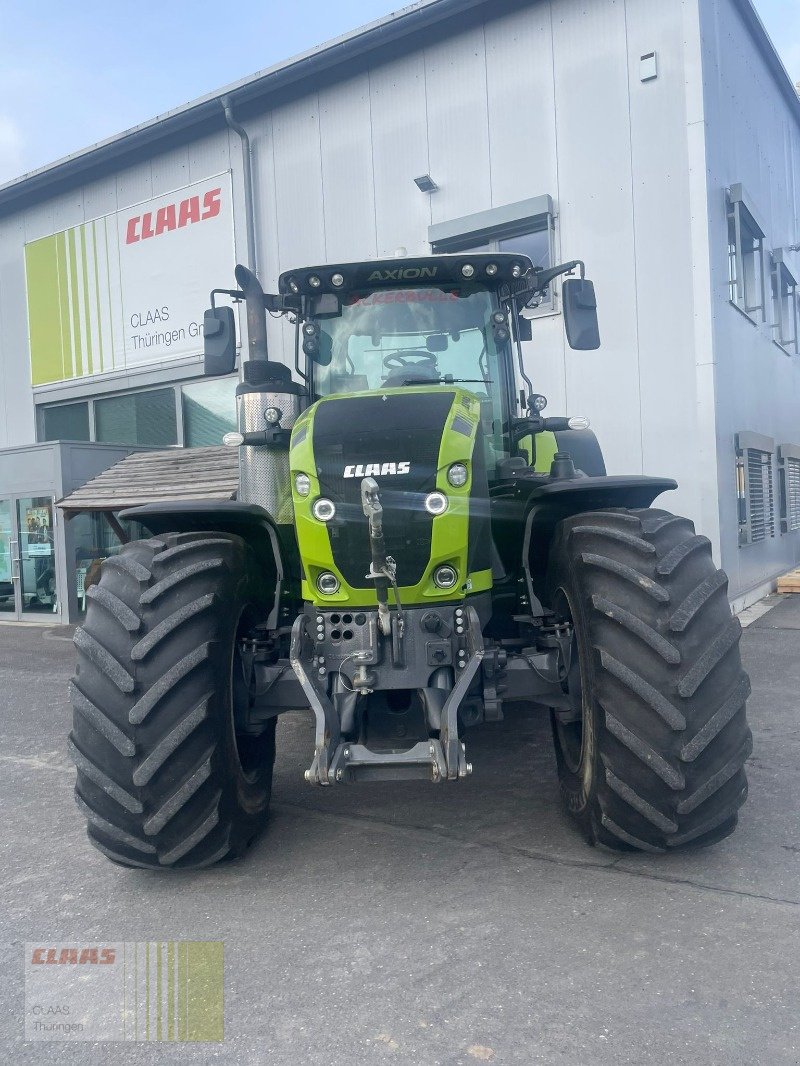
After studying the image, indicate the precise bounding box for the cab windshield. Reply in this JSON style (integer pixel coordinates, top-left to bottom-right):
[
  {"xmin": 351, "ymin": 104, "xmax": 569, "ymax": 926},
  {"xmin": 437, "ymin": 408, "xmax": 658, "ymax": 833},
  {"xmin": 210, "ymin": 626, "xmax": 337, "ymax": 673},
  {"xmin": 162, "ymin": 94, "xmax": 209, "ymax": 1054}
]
[{"xmin": 313, "ymin": 284, "xmax": 510, "ymax": 464}]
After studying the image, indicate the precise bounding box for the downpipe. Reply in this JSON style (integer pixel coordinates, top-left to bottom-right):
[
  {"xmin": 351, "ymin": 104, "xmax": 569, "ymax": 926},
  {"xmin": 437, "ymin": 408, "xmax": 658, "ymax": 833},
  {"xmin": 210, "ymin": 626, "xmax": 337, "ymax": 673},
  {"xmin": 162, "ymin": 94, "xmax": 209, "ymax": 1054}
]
[{"xmin": 222, "ymin": 96, "xmax": 258, "ymax": 280}]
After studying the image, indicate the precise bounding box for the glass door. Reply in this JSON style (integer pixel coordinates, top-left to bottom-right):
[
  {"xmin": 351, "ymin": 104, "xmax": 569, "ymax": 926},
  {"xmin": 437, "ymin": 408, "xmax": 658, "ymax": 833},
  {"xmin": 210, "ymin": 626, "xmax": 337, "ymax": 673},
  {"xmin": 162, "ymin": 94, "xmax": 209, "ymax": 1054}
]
[
  {"xmin": 0, "ymin": 499, "xmax": 16, "ymax": 617},
  {"xmin": 16, "ymin": 496, "xmax": 59, "ymax": 619}
]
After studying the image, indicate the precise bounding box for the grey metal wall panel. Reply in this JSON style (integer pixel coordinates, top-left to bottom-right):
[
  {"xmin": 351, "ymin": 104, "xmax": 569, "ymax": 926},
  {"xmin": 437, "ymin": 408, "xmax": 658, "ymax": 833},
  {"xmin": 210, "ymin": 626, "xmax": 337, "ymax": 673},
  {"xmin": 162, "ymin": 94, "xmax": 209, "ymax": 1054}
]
[{"xmin": 700, "ymin": 0, "xmax": 800, "ymax": 599}]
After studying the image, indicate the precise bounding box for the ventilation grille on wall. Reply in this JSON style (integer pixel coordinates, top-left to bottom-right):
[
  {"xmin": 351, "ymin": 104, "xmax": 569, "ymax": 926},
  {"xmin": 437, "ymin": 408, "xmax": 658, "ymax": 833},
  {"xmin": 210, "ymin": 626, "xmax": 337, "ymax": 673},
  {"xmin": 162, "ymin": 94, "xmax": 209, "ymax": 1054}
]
[
  {"xmin": 736, "ymin": 432, "xmax": 775, "ymax": 546},
  {"xmin": 779, "ymin": 444, "xmax": 800, "ymax": 533}
]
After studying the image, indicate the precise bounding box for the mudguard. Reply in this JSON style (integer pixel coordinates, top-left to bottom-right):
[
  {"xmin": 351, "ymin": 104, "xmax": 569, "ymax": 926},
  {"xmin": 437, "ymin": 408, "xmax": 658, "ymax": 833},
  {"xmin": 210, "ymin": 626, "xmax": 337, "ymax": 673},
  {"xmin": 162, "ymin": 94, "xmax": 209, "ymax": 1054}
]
[
  {"xmin": 522, "ymin": 475, "xmax": 677, "ymax": 612},
  {"xmin": 120, "ymin": 500, "xmax": 298, "ymax": 630}
]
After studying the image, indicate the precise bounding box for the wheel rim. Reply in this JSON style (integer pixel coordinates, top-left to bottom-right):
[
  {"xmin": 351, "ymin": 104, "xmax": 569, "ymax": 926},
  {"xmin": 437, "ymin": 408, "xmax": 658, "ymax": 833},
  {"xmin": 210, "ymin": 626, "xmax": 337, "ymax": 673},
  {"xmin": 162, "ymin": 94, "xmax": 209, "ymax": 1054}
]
[
  {"xmin": 553, "ymin": 590, "xmax": 585, "ymax": 775},
  {"xmin": 230, "ymin": 607, "xmax": 271, "ymax": 781}
]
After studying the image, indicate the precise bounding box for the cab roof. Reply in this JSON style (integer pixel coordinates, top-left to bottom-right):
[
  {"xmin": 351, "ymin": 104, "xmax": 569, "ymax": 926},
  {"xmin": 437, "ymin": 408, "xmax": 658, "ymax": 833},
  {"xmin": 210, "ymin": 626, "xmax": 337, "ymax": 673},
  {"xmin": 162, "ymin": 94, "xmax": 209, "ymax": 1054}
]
[{"xmin": 278, "ymin": 253, "xmax": 534, "ymax": 296}]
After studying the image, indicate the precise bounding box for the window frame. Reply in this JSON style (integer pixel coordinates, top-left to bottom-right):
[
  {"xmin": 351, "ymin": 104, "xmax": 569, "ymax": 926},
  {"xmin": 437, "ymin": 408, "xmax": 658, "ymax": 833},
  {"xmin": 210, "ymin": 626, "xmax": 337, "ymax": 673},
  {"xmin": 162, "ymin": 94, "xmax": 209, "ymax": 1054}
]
[
  {"xmin": 769, "ymin": 250, "xmax": 798, "ymax": 355},
  {"xmin": 428, "ymin": 196, "xmax": 558, "ymax": 316},
  {"xmin": 36, "ymin": 373, "xmax": 240, "ymax": 448},
  {"xmin": 736, "ymin": 431, "xmax": 776, "ymax": 546},
  {"xmin": 778, "ymin": 443, "xmax": 800, "ymax": 534},
  {"xmin": 727, "ymin": 185, "xmax": 767, "ymax": 322}
]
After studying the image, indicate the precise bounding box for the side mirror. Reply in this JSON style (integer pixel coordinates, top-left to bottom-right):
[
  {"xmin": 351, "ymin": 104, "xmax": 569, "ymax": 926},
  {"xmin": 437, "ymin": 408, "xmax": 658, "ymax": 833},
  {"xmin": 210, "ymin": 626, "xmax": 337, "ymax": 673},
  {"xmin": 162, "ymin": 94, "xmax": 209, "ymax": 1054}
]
[
  {"xmin": 562, "ymin": 278, "xmax": 600, "ymax": 350},
  {"xmin": 203, "ymin": 306, "xmax": 237, "ymax": 376}
]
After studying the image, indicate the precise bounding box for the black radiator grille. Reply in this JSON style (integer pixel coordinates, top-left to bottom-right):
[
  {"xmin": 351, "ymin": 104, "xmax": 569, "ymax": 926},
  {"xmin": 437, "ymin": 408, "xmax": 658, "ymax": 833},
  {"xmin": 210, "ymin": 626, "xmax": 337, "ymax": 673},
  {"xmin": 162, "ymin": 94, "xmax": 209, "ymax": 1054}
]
[{"xmin": 313, "ymin": 392, "xmax": 455, "ymax": 588}]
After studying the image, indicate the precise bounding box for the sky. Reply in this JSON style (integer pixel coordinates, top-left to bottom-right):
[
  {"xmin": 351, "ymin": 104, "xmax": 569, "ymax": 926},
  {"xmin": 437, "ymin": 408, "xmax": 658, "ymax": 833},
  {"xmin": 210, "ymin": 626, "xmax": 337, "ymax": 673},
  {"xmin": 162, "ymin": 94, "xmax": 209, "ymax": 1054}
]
[{"xmin": 0, "ymin": 0, "xmax": 798, "ymax": 186}]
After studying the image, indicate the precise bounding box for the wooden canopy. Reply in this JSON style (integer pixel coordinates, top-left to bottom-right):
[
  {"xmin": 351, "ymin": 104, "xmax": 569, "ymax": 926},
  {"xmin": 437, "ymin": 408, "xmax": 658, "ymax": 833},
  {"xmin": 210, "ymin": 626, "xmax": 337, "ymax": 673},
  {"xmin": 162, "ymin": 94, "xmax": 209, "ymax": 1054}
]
[{"xmin": 57, "ymin": 446, "xmax": 239, "ymax": 512}]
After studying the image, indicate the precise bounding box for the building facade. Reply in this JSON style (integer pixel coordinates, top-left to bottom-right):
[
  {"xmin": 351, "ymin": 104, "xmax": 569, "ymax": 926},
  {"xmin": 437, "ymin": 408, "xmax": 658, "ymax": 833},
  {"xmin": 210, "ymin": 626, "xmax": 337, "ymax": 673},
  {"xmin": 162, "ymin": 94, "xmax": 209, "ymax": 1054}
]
[{"xmin": 0, "ymin": 0, "xmax": 798, "ymax": 620}]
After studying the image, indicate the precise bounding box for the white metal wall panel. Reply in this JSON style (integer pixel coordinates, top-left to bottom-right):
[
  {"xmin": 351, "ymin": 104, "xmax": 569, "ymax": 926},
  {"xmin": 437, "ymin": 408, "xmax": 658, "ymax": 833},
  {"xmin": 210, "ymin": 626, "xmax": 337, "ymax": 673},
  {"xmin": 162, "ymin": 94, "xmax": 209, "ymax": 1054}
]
[
  {"xmin": 271, "ymin": 95, "xmax": 327, "ymax": 270},
  {"xmin": 0, "ymin": 215, "xmax": 35, "ymax": 446},
  {"xmin": 425, "ymin": 27, "xmax": 492, "ymax": 225},
  {"xmin": 369, "ymin": 53, "xmax": 432, "ymax": 257},
  {"xmin": 149, "ymin": 144, "xmax": 192, "ymax": 197},
  {"xmin": 484, "ymin": 2, "xmax": 558, "ymax": 209},
  {"xmin": 700, "ymin": 0, "xmax": 800, "ymax": 598},
  {"xmin": 81, "ymin": 177, "xmax": 118, "ymax": 224},
  {"xmin": 624, "ymin": 0, "xmax": 703, "ymax": 524},
  {"xmin": 551, "ymin": 0, "xmax": 643, "ymax": 480},
  {"xmin": 318, "ymin": 75, "xmax": 378, "ymax": 262},
  {"xmin": 115, "ymin": 160, "xmax": 153, "ymax": 211}
]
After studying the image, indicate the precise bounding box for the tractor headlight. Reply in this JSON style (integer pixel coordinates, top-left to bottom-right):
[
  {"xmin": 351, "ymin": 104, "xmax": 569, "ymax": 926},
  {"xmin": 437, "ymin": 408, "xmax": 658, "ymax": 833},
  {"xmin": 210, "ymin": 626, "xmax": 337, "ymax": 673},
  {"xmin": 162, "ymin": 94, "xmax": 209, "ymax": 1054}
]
[
  {"xmin": 461, "ymin": 263, "xmax": 475, "ymax": 278},
  {"xmin": 312, "ymin": 497, "xmax": 336, "ymax": 522},
  {"xmin": 331, "ymin": 272, "xmax": 344, "ymax": 287},
  {"xmin": 424, "ymin": 491, "xmax": 448, "ymax": 515},
  {"xmin": 447, "ymin": 463, "xmax": 468, "ymax": 488},
  {"xmin": 433, "ymin": 565, "xmax": 458, "ymax": 589},
  {"xmin": 308, "ymin": 275, "xmax": 322, "ymax": 289},
  {"xmin": 317, "ymin": 572, "xmax": 340, "ymax": 595},
  {"xmin": 294, "ymin": 473, "xmax": 311, "ymax": 497},
  {"xmin": 265, "ymin": 407, "xmax": 282, "ymax": 425}
]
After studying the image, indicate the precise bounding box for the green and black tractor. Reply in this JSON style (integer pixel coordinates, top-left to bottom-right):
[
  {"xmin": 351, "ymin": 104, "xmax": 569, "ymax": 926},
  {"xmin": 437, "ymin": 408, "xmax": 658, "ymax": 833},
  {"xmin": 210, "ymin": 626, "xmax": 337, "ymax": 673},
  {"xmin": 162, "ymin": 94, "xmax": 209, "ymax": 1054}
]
[{"xmin": 69, "ymin": 252, "xmax": 752, "ymax": 868}]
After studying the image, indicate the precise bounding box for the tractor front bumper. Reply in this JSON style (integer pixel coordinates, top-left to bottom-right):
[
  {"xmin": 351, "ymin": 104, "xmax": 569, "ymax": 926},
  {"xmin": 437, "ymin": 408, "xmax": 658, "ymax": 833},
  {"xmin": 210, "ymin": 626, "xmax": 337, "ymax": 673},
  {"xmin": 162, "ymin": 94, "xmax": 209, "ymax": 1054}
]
[{"xmin": 289, "ymin": 603, "xmax": 484, "ymax": 785}]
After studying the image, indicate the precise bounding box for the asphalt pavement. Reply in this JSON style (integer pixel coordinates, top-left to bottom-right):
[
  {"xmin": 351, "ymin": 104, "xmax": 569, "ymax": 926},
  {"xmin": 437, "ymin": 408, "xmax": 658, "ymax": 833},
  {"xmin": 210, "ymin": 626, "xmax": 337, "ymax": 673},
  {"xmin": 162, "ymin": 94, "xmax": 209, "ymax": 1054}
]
[{"xmin": 0, "ymin": 596, "xmax": 798, "ymax": 1064}]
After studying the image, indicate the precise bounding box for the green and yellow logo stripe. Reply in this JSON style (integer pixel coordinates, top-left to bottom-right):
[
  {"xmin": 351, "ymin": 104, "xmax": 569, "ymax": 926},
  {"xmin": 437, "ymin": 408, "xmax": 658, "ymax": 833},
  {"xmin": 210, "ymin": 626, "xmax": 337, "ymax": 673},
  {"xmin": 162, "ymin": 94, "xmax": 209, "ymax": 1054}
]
[{"xmin": 25, "ymin": 217, "xmax": 124, "ymax": 386}]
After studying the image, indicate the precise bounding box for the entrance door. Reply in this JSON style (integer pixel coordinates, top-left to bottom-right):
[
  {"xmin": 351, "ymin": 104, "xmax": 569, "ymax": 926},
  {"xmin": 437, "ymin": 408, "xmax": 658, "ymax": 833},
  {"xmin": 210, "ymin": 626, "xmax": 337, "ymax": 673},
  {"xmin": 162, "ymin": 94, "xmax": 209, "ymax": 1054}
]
[
  {"xmin": 0, "ymin": 495, "xmax": 60, "ymax": 621},
  {"xmin": 0, "ymin": 499, "xmax": 15, "ymax": 617}
]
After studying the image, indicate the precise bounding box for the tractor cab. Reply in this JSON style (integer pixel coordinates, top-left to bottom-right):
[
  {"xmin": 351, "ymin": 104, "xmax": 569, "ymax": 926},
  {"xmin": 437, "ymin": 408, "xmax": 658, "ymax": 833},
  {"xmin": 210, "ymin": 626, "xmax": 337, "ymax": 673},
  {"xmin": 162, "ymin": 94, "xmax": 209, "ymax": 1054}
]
[{"xmin": 280, "ymin": 253, "xmax": 600, "ymax": 479}]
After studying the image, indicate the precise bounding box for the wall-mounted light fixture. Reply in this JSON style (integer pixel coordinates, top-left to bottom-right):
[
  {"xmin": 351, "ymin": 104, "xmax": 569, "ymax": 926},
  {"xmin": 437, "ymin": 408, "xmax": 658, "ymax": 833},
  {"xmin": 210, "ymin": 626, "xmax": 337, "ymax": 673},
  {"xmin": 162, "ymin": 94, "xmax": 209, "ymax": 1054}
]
[{"xmin": 414, "ymin": 174, "xmax": 438, "ymax": 193}]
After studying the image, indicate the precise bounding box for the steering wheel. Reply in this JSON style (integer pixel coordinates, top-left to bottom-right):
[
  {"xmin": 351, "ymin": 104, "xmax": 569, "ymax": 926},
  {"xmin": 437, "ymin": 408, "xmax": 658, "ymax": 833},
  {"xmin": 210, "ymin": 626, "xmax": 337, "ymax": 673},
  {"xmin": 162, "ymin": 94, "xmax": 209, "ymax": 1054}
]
[{"xmin": 382, "ymin": 351, "xmax": 439, "ymax": 384}]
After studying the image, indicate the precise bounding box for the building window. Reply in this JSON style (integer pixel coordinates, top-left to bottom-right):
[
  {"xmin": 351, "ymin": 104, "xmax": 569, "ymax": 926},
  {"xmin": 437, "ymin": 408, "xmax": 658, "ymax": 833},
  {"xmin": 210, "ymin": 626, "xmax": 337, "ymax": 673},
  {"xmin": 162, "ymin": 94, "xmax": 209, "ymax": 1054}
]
[
  {"xmin": 40, "ymin": 401, "xmax": 90, "ymax": 442},
  {"xmin": 182, "ymin": 377, "xmax": 238, "ymax": 447},
  {"xmin": 429, "ymin": 196, "xmax": 556, "ymax": 313},
  {"xmin": 736, "ymin": 432, "xmax": 775, "ymax": 545},
  {"xmin": 95, "ymin": 387, "xmax": 178, "ymax": 446},
  {"xmin": 770, "ymin": 253, "xmax": 798, "ymax": 354},
  {"xmin": 727, "ymin": 185, "xmax": 766, "ymax": 320},
  {"xmin": 778, "ymin": 444, "xmax": 800, "ymax": 534}
]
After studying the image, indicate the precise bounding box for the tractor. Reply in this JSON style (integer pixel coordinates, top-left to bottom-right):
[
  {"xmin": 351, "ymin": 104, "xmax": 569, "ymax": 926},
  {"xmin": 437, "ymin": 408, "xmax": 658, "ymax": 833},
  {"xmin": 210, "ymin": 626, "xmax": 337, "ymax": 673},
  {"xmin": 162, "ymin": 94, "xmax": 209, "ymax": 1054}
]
[{"xmin": 69, "ymin": 252, "xmax": 752, "ymax": 868}]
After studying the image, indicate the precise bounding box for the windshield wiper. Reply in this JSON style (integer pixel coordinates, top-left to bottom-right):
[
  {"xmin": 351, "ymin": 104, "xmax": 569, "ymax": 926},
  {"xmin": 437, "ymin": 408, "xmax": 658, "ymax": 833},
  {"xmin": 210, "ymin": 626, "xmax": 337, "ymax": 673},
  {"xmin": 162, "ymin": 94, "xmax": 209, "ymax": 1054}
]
[{"xmin": 400, "ymin": 378, "xmax": 492, "ymax": 386}]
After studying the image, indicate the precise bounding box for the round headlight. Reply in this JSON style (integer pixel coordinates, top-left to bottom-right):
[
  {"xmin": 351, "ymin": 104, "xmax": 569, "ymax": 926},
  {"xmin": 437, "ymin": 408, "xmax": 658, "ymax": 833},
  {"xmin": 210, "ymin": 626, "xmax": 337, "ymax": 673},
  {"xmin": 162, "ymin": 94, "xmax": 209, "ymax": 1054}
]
[
  {"xmin": 486, "ymin": 263, "xmax": 498, "ymax": 276},
  {"xmin": 433, "ymin": 565, "xmax": 458, "ymax": 589},
  {"xmin": 424, "ymin": 492, "xmax": 448, "ymax": 516},
  {"xmin": 265, "ymin": 407, "xmax": 282, "ymax": 425},
  {"xmin": 308, "ymin": 275, "xmax": 322, "ymax": 289},
  {"xmin": 331, "ymin": 273, "xmax": 344, "ymax": 287},
  {"xmin": 288, "ymin": 277, "xmax": 300, "ymax": 294},
  {"xmin": 302, "ymin": 322, "xmax": 318, "ymax": 337},
  {"xmin": 447, "ymin": 463, "xmax": 468, "ymax": 488},
  {"xmin": 317, "ymin": 572, "xmax": 340, "ymax": 595},
  {"xmin": 312, "ymin": 497, "xmax": 336, "ymax": 522},
  {"xmin": 492, "ymin": 311, "xmax": 506, "ymax": 325},
  {"xmin": 294, "ymin": 473, "xmax": 311, "ymax": 497},
  {"xmin": 461, "ymin": 263, "xmax": 475, "ymax": 278},
  {"xmin": 531, "ymin": 393, "xmax": 548, "ymax": 412},
  {"xmin": 511, "ymin": 263, "xmax": 523, "ymax": 278}
]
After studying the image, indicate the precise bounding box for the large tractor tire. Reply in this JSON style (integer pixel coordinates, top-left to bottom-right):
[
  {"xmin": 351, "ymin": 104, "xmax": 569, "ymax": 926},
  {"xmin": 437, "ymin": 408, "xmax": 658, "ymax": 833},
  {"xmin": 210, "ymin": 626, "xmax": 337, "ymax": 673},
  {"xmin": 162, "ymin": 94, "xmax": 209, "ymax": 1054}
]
[
  {"xmin": 546, "ymin": 508, "xmax": 751, "ymax": 852},
  {"xmin": 69, "ymin": 532, "xmax": 277, "ymax": 870}
]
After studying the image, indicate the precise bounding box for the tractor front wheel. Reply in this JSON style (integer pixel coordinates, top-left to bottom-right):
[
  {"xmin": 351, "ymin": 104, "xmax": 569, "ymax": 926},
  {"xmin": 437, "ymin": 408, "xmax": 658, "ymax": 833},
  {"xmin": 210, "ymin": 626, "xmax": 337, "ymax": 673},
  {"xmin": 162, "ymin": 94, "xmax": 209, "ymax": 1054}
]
[
  {"xmin": 69, "ymin": 531, "xmax": 277, "ymax": 869},
  {"xmin": 546, "ymin": 508, "xmax": 752, "ymax": 852}
]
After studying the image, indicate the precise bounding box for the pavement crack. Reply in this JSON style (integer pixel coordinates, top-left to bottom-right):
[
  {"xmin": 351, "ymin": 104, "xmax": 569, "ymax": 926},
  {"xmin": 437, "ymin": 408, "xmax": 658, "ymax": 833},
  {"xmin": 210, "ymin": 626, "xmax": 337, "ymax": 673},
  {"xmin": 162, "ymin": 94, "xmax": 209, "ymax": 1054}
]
[{"xmin": 272, "ymin": 801, "xmax": 800, "ymax": 909}]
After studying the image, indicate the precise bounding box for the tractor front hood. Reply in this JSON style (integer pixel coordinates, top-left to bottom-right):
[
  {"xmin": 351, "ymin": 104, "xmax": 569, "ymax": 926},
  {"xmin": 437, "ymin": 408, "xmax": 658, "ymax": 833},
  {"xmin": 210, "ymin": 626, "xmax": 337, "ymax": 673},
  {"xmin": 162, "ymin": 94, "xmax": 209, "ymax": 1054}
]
[{"xmin": 289, "ymin": 386, "xmax": 492, "ymax": 607}]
